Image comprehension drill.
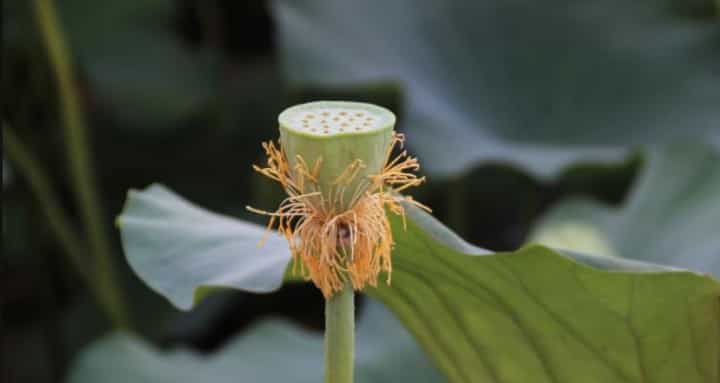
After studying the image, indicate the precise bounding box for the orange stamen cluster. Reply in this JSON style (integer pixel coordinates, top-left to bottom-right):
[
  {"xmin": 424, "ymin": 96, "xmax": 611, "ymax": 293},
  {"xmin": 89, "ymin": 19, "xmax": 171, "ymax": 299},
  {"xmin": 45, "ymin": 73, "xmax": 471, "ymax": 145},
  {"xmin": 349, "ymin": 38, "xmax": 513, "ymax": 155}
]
[{"xmin": 247, "ymin": 132, "xmax": 428, "ymax": 298}]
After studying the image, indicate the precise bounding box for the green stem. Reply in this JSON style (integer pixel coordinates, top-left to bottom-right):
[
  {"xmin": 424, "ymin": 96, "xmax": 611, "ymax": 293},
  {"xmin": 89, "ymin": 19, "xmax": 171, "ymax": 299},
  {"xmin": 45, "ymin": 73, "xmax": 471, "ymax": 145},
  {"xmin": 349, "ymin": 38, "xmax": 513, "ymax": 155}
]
[
  {"xmin": 4, "ymin": 127, "xmax": 87, "ymax": 276},
  {"xmin": 34, "ymin": 0, "xmax": 131, "ymax": 329},
  {"xmin": 325, "ymin": 283, "xmax": 355, "ymax": 383}
]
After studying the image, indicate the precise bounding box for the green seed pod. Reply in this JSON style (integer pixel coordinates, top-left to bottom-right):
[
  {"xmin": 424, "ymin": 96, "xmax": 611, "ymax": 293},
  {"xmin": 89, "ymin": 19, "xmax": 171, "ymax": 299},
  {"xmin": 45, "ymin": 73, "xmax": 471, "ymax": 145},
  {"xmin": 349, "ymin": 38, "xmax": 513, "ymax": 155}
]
[
  {"xmin": 278, "ymin": 101, "xmax": 395, "ymax": 211},
  {"xmin": 250, "ymin": 100, "xmax": 425, "ymax": 298}
]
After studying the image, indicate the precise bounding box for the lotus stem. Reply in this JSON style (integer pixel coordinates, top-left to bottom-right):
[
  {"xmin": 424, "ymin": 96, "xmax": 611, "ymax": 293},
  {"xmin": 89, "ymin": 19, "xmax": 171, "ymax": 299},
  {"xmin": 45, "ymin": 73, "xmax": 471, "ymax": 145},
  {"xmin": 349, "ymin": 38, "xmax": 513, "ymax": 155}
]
[{"xmin": 324, "ymin": 282, "xmax": 355, "ymax": 383}]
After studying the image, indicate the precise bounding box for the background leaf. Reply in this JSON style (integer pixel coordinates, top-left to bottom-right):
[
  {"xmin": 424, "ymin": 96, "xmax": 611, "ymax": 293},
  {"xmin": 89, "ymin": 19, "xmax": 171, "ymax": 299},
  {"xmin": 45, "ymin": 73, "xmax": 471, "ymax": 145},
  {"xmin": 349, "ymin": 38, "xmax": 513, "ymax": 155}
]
[
  {"xmin": 67, "ymin": 300, "xmax": 443, "ymax": 383},
  {"xmin": 271, "ymin": 0, "xmax": 720, "ymax": 177},
  {"xmin": 532, "ymin": 143, "xmax": 720, "ymax": 277},
  {"xmin": 59, "ymin": 0, "xmax": 216, "ymax": 126},
  {"xmin": 117, "ymin": 184, "xmax": 291, "ymax": 310}
]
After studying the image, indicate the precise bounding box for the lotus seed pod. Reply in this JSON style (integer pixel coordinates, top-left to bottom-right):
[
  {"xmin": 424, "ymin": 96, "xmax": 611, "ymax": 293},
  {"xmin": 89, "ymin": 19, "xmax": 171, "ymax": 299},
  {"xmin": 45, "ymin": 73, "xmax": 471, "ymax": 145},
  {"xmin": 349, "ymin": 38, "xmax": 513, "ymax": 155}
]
[
  {"xmin": 250, "ymin": 101, "xmax": 426, "ymax": 297},
  {"xmin": 278, "ymin": 101, "xmax": 395, "ymax": 211}
]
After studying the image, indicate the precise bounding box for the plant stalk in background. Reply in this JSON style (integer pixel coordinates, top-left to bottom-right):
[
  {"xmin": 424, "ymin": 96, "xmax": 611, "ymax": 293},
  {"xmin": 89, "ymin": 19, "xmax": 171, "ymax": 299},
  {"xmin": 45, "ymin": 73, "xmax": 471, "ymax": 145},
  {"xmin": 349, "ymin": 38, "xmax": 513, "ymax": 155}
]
[
  {"xmin": 248, "ymin": 101, "xmax": 428, "ymax": 382},
  {"xmin": 4, "ymin": 127, "xmax": 87, "ymax": 280},
  {"xmin": 34, "ymin": 0, "xmax": 130, "ymax": 329}
]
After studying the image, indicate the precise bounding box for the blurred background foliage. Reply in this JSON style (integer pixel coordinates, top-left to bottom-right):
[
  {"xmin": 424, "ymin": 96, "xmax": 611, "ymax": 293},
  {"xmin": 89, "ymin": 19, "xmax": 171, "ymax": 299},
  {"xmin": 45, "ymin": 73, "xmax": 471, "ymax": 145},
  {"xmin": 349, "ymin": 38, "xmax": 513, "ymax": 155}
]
[{"xmin": 1, "ymin": 0, "xmax": 718, "ymax": 382}]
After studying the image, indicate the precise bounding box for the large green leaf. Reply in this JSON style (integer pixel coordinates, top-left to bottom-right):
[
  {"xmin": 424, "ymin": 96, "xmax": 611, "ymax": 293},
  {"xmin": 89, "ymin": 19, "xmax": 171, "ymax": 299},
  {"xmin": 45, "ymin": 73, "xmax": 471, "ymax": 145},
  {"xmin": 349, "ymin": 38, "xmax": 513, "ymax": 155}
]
[
  {"xmin": 67, "ymin": 300, "xmax": 443, "ymax": 383},
  {"xmin": 117, "ymin": 183, "xmax": 720, "ymax": 382},
  {"xmin": 270, "ymin": 0, "xmax": 720, "ymax": 177},
  {"xmin": 372, "ymin": 205, "xmax": 719, "ymax": 382},
  {"xmin": 532, "ymin": 143, "xmax": 720, "ymax": 277}
]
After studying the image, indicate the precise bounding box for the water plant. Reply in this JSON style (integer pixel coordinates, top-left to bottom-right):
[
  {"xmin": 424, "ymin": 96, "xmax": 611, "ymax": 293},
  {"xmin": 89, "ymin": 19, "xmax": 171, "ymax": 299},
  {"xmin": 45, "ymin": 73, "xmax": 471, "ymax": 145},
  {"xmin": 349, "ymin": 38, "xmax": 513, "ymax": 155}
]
[{"xmin": 109, "ymin": 102, "xmax": 720, "ymax": 383}]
